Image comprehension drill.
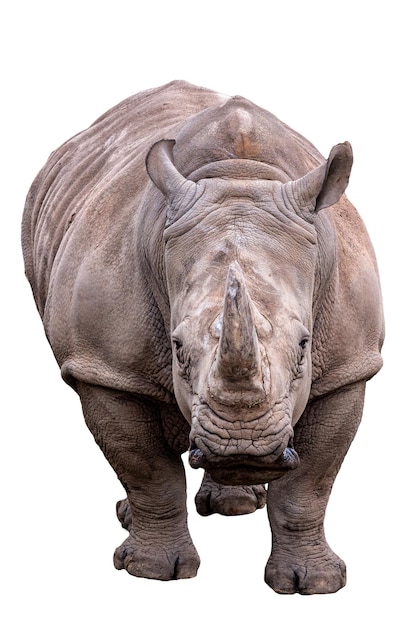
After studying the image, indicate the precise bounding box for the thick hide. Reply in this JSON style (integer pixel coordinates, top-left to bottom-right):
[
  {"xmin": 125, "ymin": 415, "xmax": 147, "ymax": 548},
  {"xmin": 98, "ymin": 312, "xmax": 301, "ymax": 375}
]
[{"xmin": 22, "ymin": 80, "xmax": 384, "ymax": 594}]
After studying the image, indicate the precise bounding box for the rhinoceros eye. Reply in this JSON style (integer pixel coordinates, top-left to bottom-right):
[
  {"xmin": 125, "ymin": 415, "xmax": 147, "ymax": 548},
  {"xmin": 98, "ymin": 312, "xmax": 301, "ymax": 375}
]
[
  {"xmin": 299, "ymin": 338, "xmax": 308, "ymax": 350},
  {"xmin": 172, "ymin": 338, "xmax": 185, "ymax": 363},
  {"xmin": 172, "ymin": 337, "xmax": 191, "ymax": 379},
  {"xmin": 292, "ymin": 335, "xmax": 309, "ymax": 379}
]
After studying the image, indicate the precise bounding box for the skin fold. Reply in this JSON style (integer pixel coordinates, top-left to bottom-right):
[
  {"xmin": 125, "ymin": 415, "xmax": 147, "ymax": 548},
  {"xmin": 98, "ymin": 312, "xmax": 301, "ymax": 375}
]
[{"xmin": 22, "ymin": 80, "xmax": 384, "ymax": 594}]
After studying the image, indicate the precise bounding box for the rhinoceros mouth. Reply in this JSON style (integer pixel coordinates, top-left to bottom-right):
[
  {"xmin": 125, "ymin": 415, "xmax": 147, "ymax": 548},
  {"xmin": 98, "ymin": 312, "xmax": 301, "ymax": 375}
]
[
  {"xmin": 188, "ymin": 440, "xmax": 299, "ymax": 486},
  {"xmin": 188, "ymin": 396, "xmax": 299, "ymax": 485},
  {"xmin": 190, "ymin": 395, "xmax": 294, "ymax": 448}
]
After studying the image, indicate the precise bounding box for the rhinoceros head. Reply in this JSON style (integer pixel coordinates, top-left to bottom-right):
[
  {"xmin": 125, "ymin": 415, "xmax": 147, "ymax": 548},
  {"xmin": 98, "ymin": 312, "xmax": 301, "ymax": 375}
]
[{"xmin": 146, "ymin": 135, "xmax": 352, "ymax": 485}]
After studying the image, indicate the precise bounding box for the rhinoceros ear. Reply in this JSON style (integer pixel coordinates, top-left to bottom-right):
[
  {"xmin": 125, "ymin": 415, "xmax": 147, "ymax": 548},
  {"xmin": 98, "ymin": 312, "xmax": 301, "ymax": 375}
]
[
  {"xmin": 146, "ymin": 139, "xmax": 197, "ymax": 208},
  {"xmin": 284, "ymin": 142, "xmax": 353, "ymax": 213}
]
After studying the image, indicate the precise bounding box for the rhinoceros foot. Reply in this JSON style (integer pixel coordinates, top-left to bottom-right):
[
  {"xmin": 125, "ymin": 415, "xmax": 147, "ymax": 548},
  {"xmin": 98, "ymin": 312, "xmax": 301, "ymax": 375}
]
[
  {"xmin": 195, "ymin": 472, "xmax": 266, "ymax": 516},
  {"xmin": 114, "ymin": 534, "xmax": 200, "ymax": 581},
  {"xmin": 265, "ymin": 541, "xmax": 346, "ymax": 595}
]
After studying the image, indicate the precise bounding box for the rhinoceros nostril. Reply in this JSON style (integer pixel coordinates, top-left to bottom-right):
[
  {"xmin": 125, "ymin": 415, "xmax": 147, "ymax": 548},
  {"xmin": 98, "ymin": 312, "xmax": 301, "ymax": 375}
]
[
  {"xmin": 279, "ymin": 446, "xmax": 300, "ymax": 470},
  {"xmin": 189, "ymin": 446, "xmax": 206, "ymax": 469}
]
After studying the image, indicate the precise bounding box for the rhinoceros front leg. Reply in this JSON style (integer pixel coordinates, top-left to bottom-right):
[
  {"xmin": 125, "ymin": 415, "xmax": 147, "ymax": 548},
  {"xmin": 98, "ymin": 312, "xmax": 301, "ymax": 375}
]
[
  {"xmin": 265, "ymin": 381, "xmax": 365, "ymax": 594},
  {"xmin": 77, "ymin": 382, "xmax": 200, "ymax": 580},
  {"xmin": 195, "ymin": 472, "xmax": 267, "ymax": 516}
]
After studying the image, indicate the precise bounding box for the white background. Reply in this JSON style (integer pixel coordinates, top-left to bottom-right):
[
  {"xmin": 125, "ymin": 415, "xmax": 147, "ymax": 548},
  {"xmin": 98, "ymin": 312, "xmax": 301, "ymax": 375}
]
[{"xmin": 1, "ymin": 1, "xmax": 415, "ymax": 624}]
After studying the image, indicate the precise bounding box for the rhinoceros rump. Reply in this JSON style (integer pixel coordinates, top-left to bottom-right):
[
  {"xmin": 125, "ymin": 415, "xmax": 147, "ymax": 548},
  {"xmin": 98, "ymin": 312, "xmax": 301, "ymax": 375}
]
[{"xmin": 22, "ymin": 80, "xmax": 384, "ymax": 594}]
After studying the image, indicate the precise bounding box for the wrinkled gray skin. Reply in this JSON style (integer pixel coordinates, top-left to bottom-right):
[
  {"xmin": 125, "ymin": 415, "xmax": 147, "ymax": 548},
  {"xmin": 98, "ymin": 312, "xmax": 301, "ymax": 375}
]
[{"xmin": 22, "ymin": 81, "xmax": 384, "ymax": 594}]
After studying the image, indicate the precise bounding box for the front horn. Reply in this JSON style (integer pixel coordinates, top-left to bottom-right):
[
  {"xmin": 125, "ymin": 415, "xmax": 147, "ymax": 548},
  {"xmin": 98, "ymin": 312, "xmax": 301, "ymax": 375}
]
[{"xmin": 216, "ymin": 261, "xmax": 262, "ymax": 381}]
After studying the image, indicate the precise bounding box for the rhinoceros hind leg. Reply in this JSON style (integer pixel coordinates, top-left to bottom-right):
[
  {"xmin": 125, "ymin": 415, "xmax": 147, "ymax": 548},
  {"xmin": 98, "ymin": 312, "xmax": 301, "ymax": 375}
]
[{"xmin": 195, "ymin": 472, "xmax": 267, "ymax": 516}]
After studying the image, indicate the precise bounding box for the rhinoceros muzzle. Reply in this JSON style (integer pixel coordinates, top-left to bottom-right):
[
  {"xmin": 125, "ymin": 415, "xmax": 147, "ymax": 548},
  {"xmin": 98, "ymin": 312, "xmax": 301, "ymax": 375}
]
[
  {"xmin": 188, "ymin": 440, "xmax": 300, "ymax": 486},
  {"xmin": 187, "ymin": 261, "xmax": 301, "ymax": 485}
]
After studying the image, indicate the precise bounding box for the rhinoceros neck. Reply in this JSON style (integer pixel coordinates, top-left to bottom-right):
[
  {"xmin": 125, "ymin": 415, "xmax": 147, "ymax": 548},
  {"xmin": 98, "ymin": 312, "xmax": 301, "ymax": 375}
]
[
  {"xmin": 312, "ymin": 210, "xmax": 338, "ymax": 312},
  {"xmin": 310, "ymin": 211, "xmax": 340, "ymax": 389}
]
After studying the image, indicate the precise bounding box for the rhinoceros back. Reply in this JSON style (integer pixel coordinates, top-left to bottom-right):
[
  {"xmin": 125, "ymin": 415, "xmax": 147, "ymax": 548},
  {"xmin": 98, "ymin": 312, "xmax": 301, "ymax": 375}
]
[{"xmin": 22, "ymin": 81, "xmax": 228, "ymax": 316}]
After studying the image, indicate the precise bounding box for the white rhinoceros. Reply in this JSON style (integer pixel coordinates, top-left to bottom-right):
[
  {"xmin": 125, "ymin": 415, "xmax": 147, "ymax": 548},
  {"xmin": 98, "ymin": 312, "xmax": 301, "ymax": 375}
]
[{"xmin": 22, "ymin": 80, "xmax": 384, "ymax": 594}]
